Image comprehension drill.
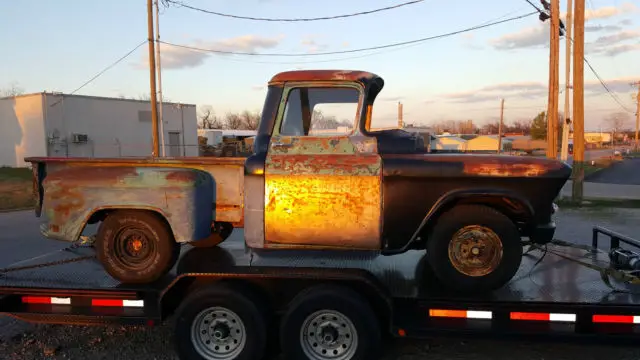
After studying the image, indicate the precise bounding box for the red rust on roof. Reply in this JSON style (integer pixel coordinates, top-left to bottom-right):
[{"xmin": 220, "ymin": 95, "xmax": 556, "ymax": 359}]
[{"xmin": 268, "ymin": 70, "xmax": 380, "ymax": 84}]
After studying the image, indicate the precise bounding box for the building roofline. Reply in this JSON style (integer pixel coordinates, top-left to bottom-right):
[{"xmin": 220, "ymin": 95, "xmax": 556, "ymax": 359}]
[{"xmin": 0, "ymin": 91, "xmax": 196, "ymax": 107}]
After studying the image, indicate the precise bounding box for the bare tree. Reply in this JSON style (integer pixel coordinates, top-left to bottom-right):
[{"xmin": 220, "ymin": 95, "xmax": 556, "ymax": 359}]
[
  {"xmin": 198, "ymin": 105, "xmax": 223, "ymax": 129},
  {"xmin": 239, "ymin": 110, "xmax": 260, "ymax": 130},
  {"xmin": 605, "ymin": 112, "xmax": 631, "ymax": 134},
  {"xmin": 0, "ymin": 82, "xmax": 25, "ymax": 97},
  {"xmin": 224, "ymin": 112, "xmax": 244, "ymax": 130}
]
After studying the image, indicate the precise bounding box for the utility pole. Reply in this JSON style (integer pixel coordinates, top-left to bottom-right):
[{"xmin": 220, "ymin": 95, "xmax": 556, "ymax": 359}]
[
  {"xmin": 155, "ymin": 0, "xmax": 166, "ymax": 157},
  {"xmin": 572, "ymin": 0, "xmax": 585, "ymax": 203},
  {"xmin": 633, "ymin": 81, "xmax": 640, "ymax": 151},
  {"xmin": 546, "ymin": 0, "xmax": 560, "ymax": 159},
  {"xmin": 398, "ymin": 102, "xmax": 404, "ymax": 128},
  {"xmin": 147, "ymin": 0, "xmax": 160, "ymax": 157},
  {"xmin": 560, "ymin": 0, "xmax": 573, "ymax": 161},
  {"xmin": 498, "ymin": 98, "xmax": 504, "ymax": 154}
]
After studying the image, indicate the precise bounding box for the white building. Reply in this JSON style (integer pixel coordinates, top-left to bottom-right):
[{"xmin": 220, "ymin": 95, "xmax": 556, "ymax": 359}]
[{"xmin": 0, "ymin": 92, "xmax": 198, "ymax": 167}]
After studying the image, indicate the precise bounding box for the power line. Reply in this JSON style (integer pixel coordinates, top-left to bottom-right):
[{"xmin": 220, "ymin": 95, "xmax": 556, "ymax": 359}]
[
  {"xmin": 50, "ymin": 40, "xmax": 147, "ymax": 107},
  {"xmin": 160, "ymin": 11, "xmax": 538, "ymax": 57},
  {"xmin": 164, "ymin": 0, "xmax": 425, "ymax": 22},
  {"xmin": 565, "ymin": 36, "xmax": 635, "ymax": 113},
  {"xmin": 69, "ymin": 40, "xmax": 146, "ymax": 95}
]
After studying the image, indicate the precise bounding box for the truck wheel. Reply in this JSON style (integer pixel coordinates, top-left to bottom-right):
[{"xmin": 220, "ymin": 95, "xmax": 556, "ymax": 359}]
[
  {"xmin": 427, "ymin": 204, "xmax": 522, "ymax": 293},
  {"xmin": 96, "ymin": 210, "xmax": 180, "ymax": 284},
  {"xmin": 174, "ymin": 284, "xmax": 267, "ymax": 360},
  {"xmin": 280, "ymin": 285, "xmax": 381, "ymax": 360}
]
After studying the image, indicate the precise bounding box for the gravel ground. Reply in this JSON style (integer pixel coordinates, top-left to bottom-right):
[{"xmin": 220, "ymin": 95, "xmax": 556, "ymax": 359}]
[{"xmin": 2, "ymin": 206, "xmax": 640, "ymax": 359}]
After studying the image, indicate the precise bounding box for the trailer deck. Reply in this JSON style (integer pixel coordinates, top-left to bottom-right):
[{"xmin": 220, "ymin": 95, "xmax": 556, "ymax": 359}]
[{"xmin": 2, "ymin": 227, "xmax": 640, "ymax": 338}]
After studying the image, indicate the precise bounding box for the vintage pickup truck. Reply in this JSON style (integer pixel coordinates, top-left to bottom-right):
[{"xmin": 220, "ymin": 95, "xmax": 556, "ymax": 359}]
[{"xmin": 26, "ymin": 70, "xmax": 572, "ymax": 293}]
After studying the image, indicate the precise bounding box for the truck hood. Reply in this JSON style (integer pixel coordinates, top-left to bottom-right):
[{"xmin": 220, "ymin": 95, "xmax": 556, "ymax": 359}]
[{"xmin": 382, "ymin": 153, "xmax": 573, "ymax": 179}]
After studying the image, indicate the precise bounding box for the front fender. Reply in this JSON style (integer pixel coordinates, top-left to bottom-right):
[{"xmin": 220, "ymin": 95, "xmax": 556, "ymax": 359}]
[
  {"xmin": 407, "ymin": 188, "xmax": 535, "ymax": 246},
  {"xmin": 40, "ymin": 166, "xmax": 214, "ymax": 243}
]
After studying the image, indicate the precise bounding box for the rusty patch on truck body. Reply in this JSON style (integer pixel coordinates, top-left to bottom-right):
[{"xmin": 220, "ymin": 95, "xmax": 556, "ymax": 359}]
[
  {"xmin": 268, "ymin": 70, "xmax": 379, "ymax": 85},
  {"xmin": 264, "ymin": 132, "xmax": 382, "ymax": 250},
  {"xmin": 39, "ymin": 165, "xmax": 215, "ymax": 244}
]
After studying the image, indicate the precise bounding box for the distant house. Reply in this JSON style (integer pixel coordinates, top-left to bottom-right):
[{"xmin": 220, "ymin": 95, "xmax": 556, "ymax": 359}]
[
  {"xmin": 431, "ymin": 135, "xmax": 468, "ymax": 152},
  {"xmin": 466, "ymin": 135, "xmax": 512, "ymax": 153},
  {"xmin": 0, "ymin": 92, "xmax": 198, "ymax": 167}
]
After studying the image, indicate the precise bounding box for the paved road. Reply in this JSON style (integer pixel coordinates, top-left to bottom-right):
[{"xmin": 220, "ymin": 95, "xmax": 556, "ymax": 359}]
[
  {"xmin": 1, "ymin": 208, "xmax": 640, "ymax": 359},
  {"xmin": 586, "ymin": 158, "xmax": 640, "ymax": 185}
]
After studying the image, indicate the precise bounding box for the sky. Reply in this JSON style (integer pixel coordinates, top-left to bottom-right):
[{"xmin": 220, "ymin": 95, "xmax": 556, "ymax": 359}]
[{"xmin": 1, "ymin": 0, "xmax": 639, "ymax": 131}]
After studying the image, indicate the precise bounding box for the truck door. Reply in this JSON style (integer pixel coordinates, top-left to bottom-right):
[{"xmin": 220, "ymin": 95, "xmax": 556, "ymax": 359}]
[{"xmin": 263, "ymin": 84, "xmax": 383, "ymax": 250}]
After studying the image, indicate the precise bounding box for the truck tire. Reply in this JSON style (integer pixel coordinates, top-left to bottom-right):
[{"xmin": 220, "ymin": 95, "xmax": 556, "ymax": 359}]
[
  {"xmin": 280, "ymin": 284, "xmax": 381, "ymax": 360},
  {"xmin": 426, "ymin": 204, "xmax": 522, "ymax": 293},
  {"xmin": 95, "ymin": 210, "xmax": 180, "ymax": 284},
  {"xmin": 174, "ymin": 284, "xmax": 267, "ymax": 360}
]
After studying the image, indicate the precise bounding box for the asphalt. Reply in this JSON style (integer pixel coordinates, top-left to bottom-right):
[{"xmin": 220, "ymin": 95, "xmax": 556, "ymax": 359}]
[{"xmin": 586, "ymin": 158, "xmax": 640, "ymax": 185}]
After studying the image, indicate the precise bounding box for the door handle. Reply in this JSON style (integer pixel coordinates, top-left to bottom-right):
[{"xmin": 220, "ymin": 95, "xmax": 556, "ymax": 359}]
[{"xmin": 271, "ymin": 142, "xmax": 293, "ymax": 149}]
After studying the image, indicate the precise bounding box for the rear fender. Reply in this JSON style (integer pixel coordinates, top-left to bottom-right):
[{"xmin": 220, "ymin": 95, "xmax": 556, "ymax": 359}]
[{"xmin": 39, "ymin": 166, "xmax": 214, "ymax": 243}]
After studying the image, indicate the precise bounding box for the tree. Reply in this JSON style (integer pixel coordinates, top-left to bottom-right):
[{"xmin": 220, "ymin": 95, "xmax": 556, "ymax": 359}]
[
  {"xmin": 0, "ymin": 82, "xmax": 24, "ymax": 97},
  {"xmin": 604, "ymin": 112, "xmax": 631, "ymax": 137},
  {"xmin": 530, "ymin": 111, "xmax": 547, "ymax": 140},
  {"xmin": 239, "ymin": 110, "xmax": 261, "ymax": 130},
  {"xmin": 223, "ymin": 112, "xmax": 244, "ymax": 130},
  {"xmin": 198, "ymin": 105, "xmax": 223, "ymax": 129}
]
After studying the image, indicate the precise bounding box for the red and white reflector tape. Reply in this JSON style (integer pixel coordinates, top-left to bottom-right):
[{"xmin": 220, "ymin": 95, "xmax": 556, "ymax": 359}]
[
  {"xmin": 429, "ymin": 309, "xmax": 492, "ymax": 319},
  {"xmin": 22, "ymin": 296, "xmax": 143, "ymax": 308},
  {"xmin": 22, "ymin": 296, "xmax": 71, "ymax": 305},
  {"xmin": 91, "ymin": 299, "xmax": 144, "ymax": 308},
  {"xmin": 592, "ymin": 315, "xmax": 640, "ymax": 324},
  {"xmin": 510, "ymin": 312, "xmax": 576, "ymax": 322}
]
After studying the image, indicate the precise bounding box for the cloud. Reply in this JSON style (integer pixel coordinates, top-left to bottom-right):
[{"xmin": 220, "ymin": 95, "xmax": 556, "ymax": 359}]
[
  {"xmin": 586, "ymin": 29, "xmax": 640, "ymax": 56},
  {"xmin": 300, "ymin": 35, "xmax": 329, "ymax": 53},
  {"xmin": 492, "ymin": 3, "xmax": 638, "ymax": 50},
  {"xmin": 490, "ymin": 24, "xmax": 548, "ymax": 50},
  {"xmin": 440, "ymin": 82, "xmax": 548, "ymax": 103},
  {"xmin": 251, "ymin": 85, "xmax": 265, "ymax": 91},
  {"xmin": 584, "ymin": 77, "xmax": 640, "ymax": 94},
  {"xmin": 378, "ymin": 96, "xmax": 405, "ymax": 102},
  {"xmin": 133, "ymin": 34, "xmax": 285, "ymax": 70}
]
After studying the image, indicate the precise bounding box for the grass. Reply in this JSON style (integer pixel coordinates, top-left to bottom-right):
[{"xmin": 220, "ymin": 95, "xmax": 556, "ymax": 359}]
[
  {"xmin": 556, "ymin": 197, "xmax": 640, "ymax": 209},
  {"xmin": 0, "ymin": 167, "xmax": 35, "ymax": 211}
]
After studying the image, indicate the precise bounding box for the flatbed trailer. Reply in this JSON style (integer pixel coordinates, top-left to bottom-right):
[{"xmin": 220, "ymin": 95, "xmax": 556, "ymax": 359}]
[{"xmin": 2, "ymin": 226, "xmax": 640, "ymax": 360}]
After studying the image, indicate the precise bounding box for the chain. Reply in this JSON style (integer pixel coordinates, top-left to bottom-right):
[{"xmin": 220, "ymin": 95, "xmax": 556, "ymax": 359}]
[{"xmin": 0, "ymin": 239, "xmax": 96, "ymax": 276}]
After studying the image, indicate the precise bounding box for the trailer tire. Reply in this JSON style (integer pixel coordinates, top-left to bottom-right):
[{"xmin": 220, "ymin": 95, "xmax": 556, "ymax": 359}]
[
  {"xmin": 96, "ymin": 210, "xmax": 180, "ymax": 284},
  {"xmin": 174, "ymin": 284, "xmax": 267, "ymax": 360},
  {"xmin": 427, "ymin": 204, "xmax": 522, "ymax": 293},
  {"xmin": 280, "ymin": 285, "xmax": 381, "ymax": 360}
]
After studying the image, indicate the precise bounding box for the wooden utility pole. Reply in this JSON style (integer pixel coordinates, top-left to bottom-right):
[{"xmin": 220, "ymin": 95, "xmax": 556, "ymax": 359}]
[
  {"xmin": 147, "ymin": 0, "xmax": 160, "ymax": 157},
  {"xmin": 498, "ymin": 98, "xmax": 504, "ymax": 154},
  {"xmin": 633, "ymin": 81, "xmax": 640, "ymax": 151},
  {"xmin": 560, "ymin": 0, "xmax": 573, "ymax": 161},
  {"xmin": 154, "ymin": 0, "xmax": 166, "ymax": 157},
  {"xmin": 572, "ymin": 0, "xmax": 585, "ymax": 202},
  {"xmin": 398, "ymin": 102, "xmax": 404, "ymax": 128},
  {"xmin": 546, "ymin": 0, "xmax": 561, "ymax": 159}
]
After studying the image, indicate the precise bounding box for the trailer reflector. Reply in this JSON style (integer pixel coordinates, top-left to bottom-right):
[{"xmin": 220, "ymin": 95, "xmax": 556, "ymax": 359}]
[
  {"xmin": 22, "ymin": 296, "xmax": 71, "ymax": 305},
  {"xmin": 429, "ymin": 309, "xmax": 492, "ymax": 319},
  {"xmin": 592, "ymin": 315, "xmax": 640, "ymax": 324},
  {"xmin": 91, "ymin": 299, "xmax": 145, "ymax": 308},
  {"xmin": 510, "ymin": 312, "xmax": 576, "ymax": 322}
]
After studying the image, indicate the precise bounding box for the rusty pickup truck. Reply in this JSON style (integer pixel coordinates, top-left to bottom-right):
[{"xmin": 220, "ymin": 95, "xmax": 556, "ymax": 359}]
[{"xmin": 26, "ymin": 69, "xmax": 572, "ymax": 293}]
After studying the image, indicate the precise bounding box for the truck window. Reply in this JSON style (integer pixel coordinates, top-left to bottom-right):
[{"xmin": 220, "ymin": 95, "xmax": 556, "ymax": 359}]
[{"xmin": 280, "ymin": 87, "xmax": 359, "ymax": 136}]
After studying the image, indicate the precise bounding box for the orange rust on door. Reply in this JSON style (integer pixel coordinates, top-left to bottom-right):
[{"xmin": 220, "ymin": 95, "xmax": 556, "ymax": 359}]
[{"xmin": 265, "ymin": 136, "xmax": 382, "ymax": 250}]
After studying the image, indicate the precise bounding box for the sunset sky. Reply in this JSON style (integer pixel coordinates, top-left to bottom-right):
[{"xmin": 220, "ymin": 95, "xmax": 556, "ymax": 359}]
[{"xmin": 1, "ymin": 0, "xmax": 638, "ymax": 131}]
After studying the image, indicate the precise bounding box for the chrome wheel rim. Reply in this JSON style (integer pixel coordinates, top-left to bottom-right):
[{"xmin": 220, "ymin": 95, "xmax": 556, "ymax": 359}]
[
  {"xmin": 300, "ymin": 310, "xmax": 358, "ymax": 360},
  {"xmin": 190, "ymin": 306, "xmax": 246, "ymax": 360}
]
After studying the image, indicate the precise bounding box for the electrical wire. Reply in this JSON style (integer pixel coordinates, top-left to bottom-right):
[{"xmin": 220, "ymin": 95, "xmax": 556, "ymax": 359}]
[
  {"xmin": 565, "ymin": 36, "xmax": 635, "ymax": 113},
  {"xmin": 164, "ymin": 0, "xmax": 425, "ymax": 22},
  {"xmin": 49, "ymin": 40, "xmax": 147, "ymax": 107},
  {"xmin": 160, "ymin": 11, "xmax": 538, "ymax": 57}
]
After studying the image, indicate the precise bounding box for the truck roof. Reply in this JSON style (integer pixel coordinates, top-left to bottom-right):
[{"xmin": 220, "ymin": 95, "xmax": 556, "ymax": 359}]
[{"xmin": 268, "ymin": 69, "xmax": 382, "ymax": 86}]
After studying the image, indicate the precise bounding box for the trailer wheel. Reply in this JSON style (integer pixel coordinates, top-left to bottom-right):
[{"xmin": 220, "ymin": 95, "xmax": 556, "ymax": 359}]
[
  {"xmin": 174, "ymin": 285, "xmax": 267, "ymax": 360},
  {"xmin": 280, "ymin": 285, "xmax": 381, "ymax": 360},
  {"xmin": 96, "ymin": 210, "xmax": 179, "ymax": 284},
  {"xmin": 427, "ymin": 204, "xmax": 522, "ymax": 293}
]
